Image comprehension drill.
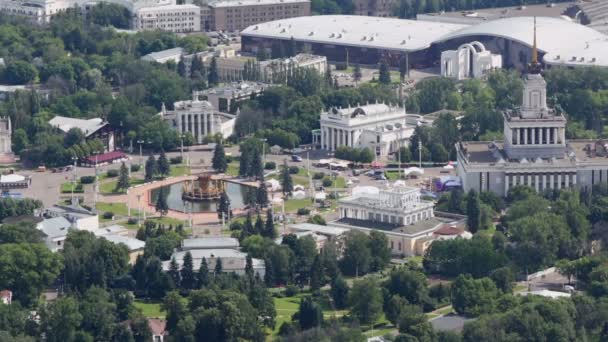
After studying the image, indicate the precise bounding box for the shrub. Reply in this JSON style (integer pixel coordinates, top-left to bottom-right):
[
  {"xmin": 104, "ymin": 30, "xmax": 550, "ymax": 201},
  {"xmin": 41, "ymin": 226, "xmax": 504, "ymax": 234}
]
[
  {"xmin": 313, "ymin": 172, "xmax": 325, "ymax": 180},
  {"xmin": 288, "ymin": 166, "xmax": 299, "ymax": 174},
  {"xmin": 80, "ymin": 176, "xmax": 95, "ymax": 184},
  {"xmin": 265, "ymin": 161, "xmax": 276, "ymax": 170},
  {"xmin": 106, "ymin": 169, "xmax": 119, "ymax": 178},
  {"xmin": 322, "ymin": 178, "xmax": 333, "ymax": 187},
  {"xmin": 103, "ymin": 212, "xmax": 114, "ymax": 219},
  {"xmin": 170, "ymin": 156, "xmax": 183, "ymax": 164},
  {"xmin": 285, "ymin": 284, "xmax": 299, "ymax": 297},
  {"xmin": 130, "ymin": 164, "xmax": 141, "ymax": 172},
  {"xmin": 127, "ymin": 217, "xmax": 138, "ymax": 225},
  {"xmin": 297, "ymin": 208, "xmax": 311, "ymax": 215}
]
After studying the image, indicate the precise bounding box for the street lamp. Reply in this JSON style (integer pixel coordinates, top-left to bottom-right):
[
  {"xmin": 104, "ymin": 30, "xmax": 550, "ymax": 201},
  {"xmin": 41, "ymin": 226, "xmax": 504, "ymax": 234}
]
[
  {"xmin": 180, "ymin": 134, "xmax": 185, "ymax": 160},
  {"xmin": 93, "ymin": 151, "xmax": 100, "ymax": 208},
  {"xmin": 71, "ymin": 156, "xmax": 78, "ymax": 204},
  {"xmin": 261, "ymin": 138, "xmax": 267, "ymax": 171}
]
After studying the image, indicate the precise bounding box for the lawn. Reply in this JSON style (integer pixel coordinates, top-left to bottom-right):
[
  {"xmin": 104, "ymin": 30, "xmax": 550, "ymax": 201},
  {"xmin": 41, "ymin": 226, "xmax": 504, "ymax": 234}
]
[
  {"xmin": 99, "ymin": 178, "xmax": 145, "ymax": 194},
  {"xmin": 226, "ymin": 162, "xmax": 239, "ymax": 177},
  {"xmin": 476, "ymin": 223, "xmax": 496, "ymax": 238},
  {"xmin": 282, "ymin": 198, "xmax": 313, "ymax": 213},
  {"xmin": 60, "ymin": 182, "xmax": 83, "ymax": 193},
  {"xmin": 273, "ymin": 292, "xmax": 349, "ymax": 336},
  {"xmin": 95, "ymin": 202, "xmax": 140, "ymax": 221},
  {"xmin": 134, "ymin": 300, "xmax": 164, "ymax": 318},
  {"xmin": 170, "ymin": 165, "xmax": 191, "ymax": 177}
]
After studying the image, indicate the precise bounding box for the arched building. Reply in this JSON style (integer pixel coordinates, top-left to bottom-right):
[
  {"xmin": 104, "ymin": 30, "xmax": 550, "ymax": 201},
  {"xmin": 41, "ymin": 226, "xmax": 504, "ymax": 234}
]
[
  {"xmin": 440, "ymin": 41, "xmax": 502, "ymax": 79},
  {"xmin": 241, "ymin": 15, "xmax": 608, "ymax": 70}
]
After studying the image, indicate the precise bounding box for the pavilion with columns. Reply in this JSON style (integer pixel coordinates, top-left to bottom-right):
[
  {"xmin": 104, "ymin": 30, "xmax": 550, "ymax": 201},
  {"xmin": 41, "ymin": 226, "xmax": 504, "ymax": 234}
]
[{"xmin": 456, "ymin": 18, "xmax": 608, "ymax": 197}]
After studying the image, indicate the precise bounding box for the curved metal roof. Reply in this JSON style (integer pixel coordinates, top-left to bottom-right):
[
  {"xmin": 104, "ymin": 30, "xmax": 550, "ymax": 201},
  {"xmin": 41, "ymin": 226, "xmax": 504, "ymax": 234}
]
[
  {"xmin": 242, "ymin": 15, "xmax": 608, "ymax": 67},
  {"xmin": 437, "ymin": 16, "xmax": 608, "ymax": 66}
]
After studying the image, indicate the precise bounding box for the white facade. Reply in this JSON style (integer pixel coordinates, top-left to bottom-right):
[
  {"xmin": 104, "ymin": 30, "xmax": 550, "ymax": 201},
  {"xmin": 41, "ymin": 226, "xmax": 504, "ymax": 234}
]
[
  {"xmin": 441, "ymin": 41, "xmax": 502, "ymax": 80},
  {"xmin": 338, "ymin": 185, "xmax": 434, "ymax": 226},
  {"xmin": 141, "ymin": 47, "xmax": 184, "ymax": 64},
  {"xmin": 198, "ymin": 81, "xmax": 267, "ymax": 112},
  {"xmin": 0, "ymin": 0, "xmax": 176, "ymax": 23},
  {"xmin": 0, "ymin": 116, "xmax": 14, "ymax": 164},
  {"xmin": 160, "ymin": 93, "xmax": 235, "ymax": 143},
  {"xmin": 319, "ymin": 103, "xmax": 413, "ymax": 157},
  {"xmin": 456, "ymin": 62, "xmax": 608, "ymax": 197},
  {"xmin": 133, "ymin": 4, "xmax": 200, "ymax": 33}
]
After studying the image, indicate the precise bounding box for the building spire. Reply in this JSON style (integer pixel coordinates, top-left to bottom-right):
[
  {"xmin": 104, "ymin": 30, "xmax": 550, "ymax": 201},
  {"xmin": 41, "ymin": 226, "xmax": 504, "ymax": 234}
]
[
  {"xmin": 532, "ymin": 16, "xmax": 538, "ymax": 64},
  {"xmin": 528, "ymin": 16, "xmax": 542, "ymax": 74}
]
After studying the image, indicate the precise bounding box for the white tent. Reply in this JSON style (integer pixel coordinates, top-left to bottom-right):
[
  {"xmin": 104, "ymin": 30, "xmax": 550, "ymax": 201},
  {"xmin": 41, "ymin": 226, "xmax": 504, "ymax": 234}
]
[
  {"xmin": 403, "ymin": 167, "xmax": 424, "ymax": 176},
  {"xmin": 292, "ymin": 190, "xmax": 307, "ymax": 199},
  {"xmin": 294, "ymin": 184, "xmax": 305, "ymax": 191},
  {"xmin": 265, "ymin": 179, "xmax": 281, "ymax": 192},
  {"xmin": 314, "ymin": 192, "xmax": 327, "ymax": 201}
]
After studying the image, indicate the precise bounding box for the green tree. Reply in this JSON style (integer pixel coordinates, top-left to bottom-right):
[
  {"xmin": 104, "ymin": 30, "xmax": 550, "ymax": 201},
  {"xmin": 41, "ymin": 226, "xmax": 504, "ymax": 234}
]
[
  {"xmin": 214, "ymin": 257, "xmax": 223, "ymax": 274},
  {"xmin": 0, "ymin": 221, "xmax": 43, "ymax": 244},
  {"xmin": 3, "ymin": 61, "xmax": 37, "ymax": 85},
  {"xmin": 197, "ymin": 257, "xmax": 210, "ymax": 288},
  {"xmin": 144, "ymin": 155, "xmax": 156, "ymax": 181},
  {"xmin": 208, "ymin": 57, "xmax": 219, "ymax": 86},
  {"xmin": 350, "ymin": 277, "xmax": 383, "ymax": 325},
  {"xmin": 378, "ymin": 59, "xmax": 391, "ymax": 84},
  {"xmin": 0, "ymin": 243, "xmax": 63, "ymax": 306},
  {"xmin": 155, "ymin": 186, "xmax": 169, "ymax": 217},
  {"xmin": 40, "ymin": 297, "xmax": 82, "ymax": 342},
  {"xmin": 168, "ymin": 257, "xmax": 181, "ymax": 288},
  {"xmin": 295, "ymin": 296, "xmax": 323, "ymax": 330},
  {"xmin": 256, "ymin": 180, "xmax": 269, "ymax": 208},
  {"xmin": 353, "ymin": 63, "xmax": 362, "ymax": 84},
  {"xmin": 280, "ymin": 160, "xmax": 293, "ymax": 196},
  {"xmin": 309, "ymin": 254, "xmax": 324, "ymax": 291},
  {"xmin": 466, "ymin": 190, "xmax": 481, "ymax": 233},
  {"xmin": 368, "ymin": 230, "xmax": 391, "ymax": 272},
  {"xmin": 115, "ymin": 162, "xmax": 130, "ymax": 192},
  {"xmin": 157, "ymin": 149, "xmax": 170, "ymax": 176},
  {"xmin": 217, "ymin": 191, "xmax": 230, "ymax": 221},
  {"xmin": 212, "ymin": 142, "xmax": 227, "ymax": 172},
  {"xmin": 489, "ymin": 266, "xmax": 515, "ymax": 293},
  {"xmin": 340, "ymin": 231, "xmax": 370, "ymax": 277},
  {"xmin": 262, "ymin": 211, "xmax": 276, "ymax": 239},
  {"xmin": 399, "ymin": 54, "xmax": 408, "ymax": 81},
  {"xmin": 451, "ymin": 275, "xmax": 501, "ymax": 317},
  {"xmin": 181, "ymin": 251, "xmax": 195, "ymax": 289}
]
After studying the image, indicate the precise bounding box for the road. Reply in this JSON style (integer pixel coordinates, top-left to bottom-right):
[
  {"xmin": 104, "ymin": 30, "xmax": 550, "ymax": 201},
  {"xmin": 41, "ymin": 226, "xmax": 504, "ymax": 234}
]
[{"xmin": 18, "ymin": 144, "xmax": 454, "ymax": 209}]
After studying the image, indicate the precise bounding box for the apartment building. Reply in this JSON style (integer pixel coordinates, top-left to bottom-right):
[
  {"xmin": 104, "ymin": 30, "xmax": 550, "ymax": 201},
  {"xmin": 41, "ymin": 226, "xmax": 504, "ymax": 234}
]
[
  {"xmin": 133, "ymin": 4, "xmax": 201, "ymax": 33},
  {"xmin": 203, "ymin": 0, "xmax": 311, "ymax": 32},
  {"xmin": 352, "ymin": 0, "xmax": 395, "ymax": 17}
]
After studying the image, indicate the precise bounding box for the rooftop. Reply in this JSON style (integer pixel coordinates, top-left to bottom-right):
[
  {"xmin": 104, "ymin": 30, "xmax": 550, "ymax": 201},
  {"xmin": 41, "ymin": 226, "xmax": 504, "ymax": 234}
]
[
  {"xmin": 242, "ymin": 15, "xmax": 467, "ymax": 52},
  {"xmin": 209, "ymin": 0, "xmax": 309, "ymax": 7},
  {"xmin": 94, "ymin": 225, "xmax": 129, "ymax": 236},
  {"xmin": 458, "ymin": 140, "xmax": 608, "ymax": 166},
  {"xmin": 181, "ymin": 237, "xmax": 240, "ymax": 250},
  {"xmin": 418, "ymin": 3, "xmax": 573, "ymax": 24},
  {"xmin": 37, "ymin": 217, "xmax": 71, "ymax": 238},
  {"xmin": 243, "ymin": 15, "xmax": 608, "ymax": 67},
  {"xmin": 48, "ymin": 116, "xmax": 107, "ymax": 137},
  {"xmin": 201, "ymin": 81, "xmax": 268, "ymax": 96},
  {"xmin": 100, "ymin": 235, "xmax": 145, "ymax": 251},
  {"xmin": 289, "ymin": 222, "xmax": 349, "ymax": 236},
  {"xmin": 136, "ymin": 4, "xmax": 200, "ymax": 11},
  {"xmin": 334, "ymin": 216, "xmax": 456, "ymax": 237},
  {"xmin": 141, "ymin": 47, "xmax": 185, "ymax": 61}
]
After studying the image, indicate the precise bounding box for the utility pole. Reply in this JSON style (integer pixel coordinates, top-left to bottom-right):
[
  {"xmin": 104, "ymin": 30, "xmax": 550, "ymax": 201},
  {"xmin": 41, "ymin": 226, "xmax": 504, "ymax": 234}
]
[{"xmin": 418, "ymin": 137, "xmax": 422, "ymax": 168}]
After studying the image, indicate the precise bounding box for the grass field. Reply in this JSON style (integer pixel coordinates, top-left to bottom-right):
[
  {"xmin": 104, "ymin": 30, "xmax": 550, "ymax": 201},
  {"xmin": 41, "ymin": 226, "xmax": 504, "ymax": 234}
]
[
  {"xmin": 273, "ymin": 292, "xmax": 348, "ymax": 336},
  {"xmin": 99, "ymin": 178, "xmax": 145, "ymax": 194},
  {"xmin": 227, "ymin": 162, "xmax": 239, "ymax": 176},
  {"xmin": 282, "ymin": 198, "xmax": 313, "ymax": 213},
  {"xmin": 60, "ymin": 182, "xmax": 83, "ymax": 193},
  {"xmin": 96, "ymin": 202, "xmax": 131, "ymax": 217},
  {"xmin": 170, "ymin": 165, "xmax": 190, "ymax": 177},
  {"xmin": 134, "ymin": 300, "xmax": 164, "ymax": 318}
]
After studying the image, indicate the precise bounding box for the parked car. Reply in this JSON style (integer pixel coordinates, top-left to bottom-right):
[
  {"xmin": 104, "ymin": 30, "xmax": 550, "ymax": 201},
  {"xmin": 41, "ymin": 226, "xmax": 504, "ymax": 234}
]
[{"xmin": 291, "ymin": 155, "xmax": 302, "ymax": 162}]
